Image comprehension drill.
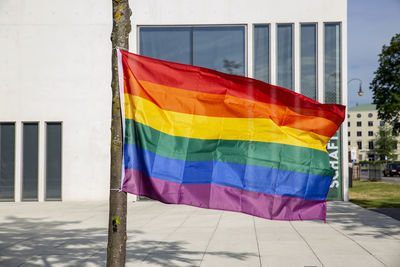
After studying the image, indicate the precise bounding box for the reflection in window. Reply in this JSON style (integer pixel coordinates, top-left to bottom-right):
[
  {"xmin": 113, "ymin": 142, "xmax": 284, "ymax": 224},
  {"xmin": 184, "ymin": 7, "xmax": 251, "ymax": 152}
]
[
  {"xmin": 193, "ymin": 27, "xmax": 244, "ymax": 75},
  {"xmin": 0, "ymin": 123, "xmax": 15, "ymax": 201},
  {"xmin": 324, "ymin": 23, "xmax": 341, "ymax": 103},
  {"xmin": 140, "ymin": 27, "xmax": 192, "ymax": 65},
  {"xmin": 140, "ymin": 26, "xmax": 245, "ymax": 76},
  {"xmin": 301, "ymin": 24, "xmax": 317, "ymax": 100},
  {"xmin": 254, "ymin": 25, "xmax": 270, "ymax": 83},
  {"xmin": 277, "ymin": 24, "xmax": 293, "ymax": 90},
  {"xmin": 22, "ymin": 123, "xmax": 39, "ymax": 201}
]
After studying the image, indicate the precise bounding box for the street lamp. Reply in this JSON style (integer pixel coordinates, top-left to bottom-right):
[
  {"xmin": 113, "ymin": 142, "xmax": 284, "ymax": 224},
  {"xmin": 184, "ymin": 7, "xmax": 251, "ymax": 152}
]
[{"xmin": 348, "ymin": 78, "xmax": 363, "ymax": 96}]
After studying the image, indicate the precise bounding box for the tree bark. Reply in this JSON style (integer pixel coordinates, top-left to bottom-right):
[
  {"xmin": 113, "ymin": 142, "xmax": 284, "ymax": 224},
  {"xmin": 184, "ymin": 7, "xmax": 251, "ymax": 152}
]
[{"xmin": 107, "ymin": 0, "xmax": 131, "ymax": 266}]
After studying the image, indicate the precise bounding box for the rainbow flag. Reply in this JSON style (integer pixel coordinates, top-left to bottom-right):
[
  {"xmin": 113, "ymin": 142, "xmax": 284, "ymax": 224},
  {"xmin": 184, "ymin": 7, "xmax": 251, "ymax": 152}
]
[{"xmin": 117, "ymin": 49, "xmax": 345, "ymax": 221}]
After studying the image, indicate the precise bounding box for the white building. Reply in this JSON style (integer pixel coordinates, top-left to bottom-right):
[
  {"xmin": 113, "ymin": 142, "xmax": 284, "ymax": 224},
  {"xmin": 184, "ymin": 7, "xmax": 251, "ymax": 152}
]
[
  {"xmin": 0, "ymin": 0, "xmax": 348, "ymax": 202},
  {"xmin": 348, "ymin": 104, "xmax": 400, "ymax": 162}
]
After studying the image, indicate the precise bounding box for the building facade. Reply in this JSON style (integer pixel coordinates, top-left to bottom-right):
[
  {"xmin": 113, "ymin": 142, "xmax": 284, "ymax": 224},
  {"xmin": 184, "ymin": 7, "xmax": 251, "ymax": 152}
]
[
  {"xmin": 0, "ymin": 0, "xmax": 348, "ymax": 202},
  {"xmin": 348, "ymin": 104, "xmax": 400, "ymax": 162}
]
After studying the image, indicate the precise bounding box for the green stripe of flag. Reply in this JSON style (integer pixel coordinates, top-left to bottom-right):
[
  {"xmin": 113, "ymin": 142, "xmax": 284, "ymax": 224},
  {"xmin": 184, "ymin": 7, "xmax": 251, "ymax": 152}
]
[{"xmin": 125, "ymin": 119, "xmax": 335, "ymax": 177}]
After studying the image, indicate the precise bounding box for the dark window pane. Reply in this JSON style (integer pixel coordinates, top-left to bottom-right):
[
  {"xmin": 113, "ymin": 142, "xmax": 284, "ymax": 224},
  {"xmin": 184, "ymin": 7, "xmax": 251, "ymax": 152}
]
[
  {"xmin": 301, "ymin": 24, "xmax": 317, "ymax": 100},
  {"xmin": 140, "ymin": 27, "xmax": 192, "ymax": 65},
  {"xmin": 369, "ymin": 141, "xmax": 374, "ymax": 150},
  {"xmin": 324, "ymin": 23, "xmax": 341, "ymax": 103},
  {"xmin": 46, "ymin": 123, "xmax": 62, "ymax": 200},
  {"xmin": 357, "ymin": 141, "xmax": 362, "ymax": 149},
  {"xmin": 277, "ymin": 24, "xmax": 293, "ymax": 90},
  {"xmin": 254, "ymin": 25, "xmax": 270, "ymax": 83},
  {"xmin": 22, "ymin": 123, "xmax": 38, "ymax": 201},
  {"xmin": 0, "ymin": 123, "xmax": 15, "ymax": 201},
  {"xmin": 193, "ymin": 26, "xmax": 245, "ymax": 76}
]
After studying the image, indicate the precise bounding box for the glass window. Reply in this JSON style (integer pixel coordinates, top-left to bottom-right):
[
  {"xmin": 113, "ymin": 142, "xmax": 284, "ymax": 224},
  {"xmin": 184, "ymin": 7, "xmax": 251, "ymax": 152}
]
[
  {"xmin": 368, "ymin": 121, "xmax": 373, "ymax": 126},
  {"xmin": 140, "ymin": 27, "xmax": 192, "ymax": 65},
  {"xmin": 348, "ymin": 141, "xmax": 351, "ymax": 145},
  {"xmin": 357, "ymin": 113, "xmax": 361, "ymax": 118},
  {"xmin": 357, "ymin": 121, "xmax": 362, "ymax": 127},
  {"xmin": 369, "ymin": 141, "xmax": 374, "ymax": 150},
  {"xmin": 140, "ymin": 26, "xmax": 245, "ymax": 76},
  {"xmin": 277, "ymin": 24, "xmax": 293, "ymax": 90},
  {"xmin": 357, "ymin": 141, "xmax": 362, "ymax": 150},
  {"xmin": 357, "ymin": 131, "xmax": 362, "ymax": 136},
  {"xmin": 348, "ymin": 114, "xmax": 350, "ymax": 118},
  {"xmin": 46, "ymin": 123, "xmax": 62, "ymax": 200},
  {"xmin": 324, "ymin": 23, "xmax": 341, "ymax": 103},
  {"xmin": 368, "ymin": 131, "xmax": 373, "ymax": 136},
  {"xmin": 348, "ymin": 122, "xmax": 350, "ymax": 127},
  {"xmin": 22, "ymin": 123, "xmax": 39, "ymax": 201},
  {"xmin": 193, "ymin": 26, "xmax": 245, "ymax": 75},
  {"xmin": 254, "ymin": 24, "xmax": 270, "ymax": 83},
  {"xmin": 348, "ymin": 131, "xmax": 350, "ymax": 137},
  {"xmin": 0, "ymin": 123, "xmax": 15, "ymax": 201},
  {"xmin": 368, "ymin": 113, "xmax": 373, "ymax": 118},
  {"xmin": 300, "ymin": 24, "xmax": 317, "ymax": 100},
  {"xmin": 380, "ymin": 121, "xmax": 385, "ymax": 126}
]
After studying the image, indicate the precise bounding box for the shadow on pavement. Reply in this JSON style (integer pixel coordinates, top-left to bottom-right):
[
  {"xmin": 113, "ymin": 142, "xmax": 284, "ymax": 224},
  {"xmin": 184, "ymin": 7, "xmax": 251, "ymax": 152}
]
[
  {"xmin": 0, "ymin": 216, "xmax": 255, "ymax": 266},
  {"xmin": 327, "ymin": 202, "xmax": 400, "ymax": 239}
]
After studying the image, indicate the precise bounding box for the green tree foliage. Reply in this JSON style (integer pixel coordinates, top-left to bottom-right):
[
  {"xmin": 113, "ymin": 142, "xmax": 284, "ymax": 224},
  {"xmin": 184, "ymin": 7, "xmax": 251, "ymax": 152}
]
[
  {"xmin": 374, "ymin": 125, "xmax": 398, "ymax": 160},
  {"xmin": 371, "ymin": 33, "xmax": 400, "ymax": 134}
]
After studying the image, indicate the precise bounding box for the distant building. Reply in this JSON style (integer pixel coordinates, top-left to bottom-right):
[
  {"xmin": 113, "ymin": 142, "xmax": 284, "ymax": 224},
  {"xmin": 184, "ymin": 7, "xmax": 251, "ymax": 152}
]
[{"xmin": 347, "ymin": 104, "xmax": 399, "ymax": 162}]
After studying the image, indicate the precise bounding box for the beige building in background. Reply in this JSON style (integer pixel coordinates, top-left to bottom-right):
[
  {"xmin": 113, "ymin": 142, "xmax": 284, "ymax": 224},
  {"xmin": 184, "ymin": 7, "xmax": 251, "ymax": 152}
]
[{"xmin": 348, "ymin": 104, "xmax": 399, "ymax": 162}]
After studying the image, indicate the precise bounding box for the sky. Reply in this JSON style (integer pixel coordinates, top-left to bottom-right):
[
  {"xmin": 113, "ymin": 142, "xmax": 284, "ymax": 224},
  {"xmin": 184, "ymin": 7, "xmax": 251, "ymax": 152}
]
[{"xmin": 347, "ymin": 0, "xmax": 400, "ymax": 107}]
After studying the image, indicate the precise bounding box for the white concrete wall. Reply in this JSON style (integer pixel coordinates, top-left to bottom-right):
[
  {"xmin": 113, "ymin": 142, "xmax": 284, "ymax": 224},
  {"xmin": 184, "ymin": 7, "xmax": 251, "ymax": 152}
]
[
  {"xmin": 0, "ymin": 0, "xmax": 113, "ymax": 201},
  {"xmin": 0, "ymin": 0, "xmax": 347, "ymax": 201}
]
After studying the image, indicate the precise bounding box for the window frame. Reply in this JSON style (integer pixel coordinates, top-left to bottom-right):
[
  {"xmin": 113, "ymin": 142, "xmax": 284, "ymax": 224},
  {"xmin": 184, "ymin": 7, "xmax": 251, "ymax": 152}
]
[
  {"xmin": 323, "ymin": 22, "xmax": 342, "ymax": 104},
  {"xmin": 253, "ymin": 23, "xmax": 271, "ymax": 83},
  {"xmin": 45, "ymin": 122, "xmax": 63, "ymax": 201},
  {"xmin": 21, "ymin": 121, "xmax": 40, "ymax": 201},
  {"xmin": 300, "ymin": 23, "xmax": 318, "ymax": 99},
  {"xmin": 0, "ymin": 122, "xmax": 16, "ymax": 201},
  {"xmin": 276, "ymin": 23, "xmax": 294, "ymax": 90}
]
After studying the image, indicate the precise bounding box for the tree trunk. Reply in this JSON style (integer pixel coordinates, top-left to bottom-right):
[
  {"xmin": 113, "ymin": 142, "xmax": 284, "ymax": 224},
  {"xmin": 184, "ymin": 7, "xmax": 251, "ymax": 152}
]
[{"xmin": 107, "ymin": 0, "xmax": 131, "ymax": 266}]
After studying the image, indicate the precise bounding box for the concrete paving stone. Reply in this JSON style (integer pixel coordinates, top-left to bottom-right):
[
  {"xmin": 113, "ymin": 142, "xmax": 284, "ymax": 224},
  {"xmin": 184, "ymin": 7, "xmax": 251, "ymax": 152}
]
[
  {"xmin": 1, "ymin": 200, "xmax": 400, "ymax": 266},
  {"xmin": 260, "ymin": 254, "xmax": 321, "ymax": 267},
  {"xmin": 321, "ymin": 255, "xmax": 385, "ymax": 267}
]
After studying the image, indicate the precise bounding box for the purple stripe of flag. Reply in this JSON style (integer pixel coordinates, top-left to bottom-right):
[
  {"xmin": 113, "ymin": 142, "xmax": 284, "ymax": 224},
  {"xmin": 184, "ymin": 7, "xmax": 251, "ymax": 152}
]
[{"xmin": 122, "ymin": 169, "xmax": 327, "ymax": 221}]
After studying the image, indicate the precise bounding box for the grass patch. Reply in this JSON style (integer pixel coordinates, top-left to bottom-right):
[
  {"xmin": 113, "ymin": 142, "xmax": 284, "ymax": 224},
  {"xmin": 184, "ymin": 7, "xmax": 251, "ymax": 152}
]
[{"xmin": 349, "ymin": 180, "xmax": 400, "ymax": 208}]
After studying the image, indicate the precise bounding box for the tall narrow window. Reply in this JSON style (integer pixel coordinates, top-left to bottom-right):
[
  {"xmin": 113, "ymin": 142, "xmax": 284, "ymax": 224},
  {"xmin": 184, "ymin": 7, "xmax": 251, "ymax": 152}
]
[
  {"xmin": 277, "ymin": 24, "xmax": 293, "ymax": 90},
  {"xmin": 254, "ymin": 24, "xmax": 270, "ymax": 83},
  {"xmin": 22, "ymin": 123, "xmax": 38, "ymax": 201},
  {"xmin": 46, "ymin": 123, "xmax": 62, "ymax": 200},
  {"xmin": 324, "ymin": 23, "xmax": 341, "ymax": 103},
  {"xmin": 301, "ymin": 24, "xmax": 317, "ymax": 100},
  {"xmin": 0, "ymin": 123, "xmax": 15, "ymax": 201}
]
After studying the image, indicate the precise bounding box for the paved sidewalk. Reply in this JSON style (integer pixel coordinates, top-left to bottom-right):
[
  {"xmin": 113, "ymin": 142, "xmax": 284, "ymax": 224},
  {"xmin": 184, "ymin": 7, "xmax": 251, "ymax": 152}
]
[{"xmin": 0, "ymin": 201, "xmax": 399, "ymax": 267}]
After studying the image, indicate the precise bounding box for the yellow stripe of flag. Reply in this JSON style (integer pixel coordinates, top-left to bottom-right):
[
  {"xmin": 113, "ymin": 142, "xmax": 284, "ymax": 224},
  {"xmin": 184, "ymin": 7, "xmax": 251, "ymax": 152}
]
[{"xmin": 125, "ymin": 94, "xmax": 330, "ymax": 151}]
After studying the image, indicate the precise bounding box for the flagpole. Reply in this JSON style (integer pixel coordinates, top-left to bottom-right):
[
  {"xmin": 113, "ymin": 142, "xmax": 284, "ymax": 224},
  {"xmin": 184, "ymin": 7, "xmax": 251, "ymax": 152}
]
[{"xmin": 107, "ymin": 1, "xmax": 131, "ymax": 266}]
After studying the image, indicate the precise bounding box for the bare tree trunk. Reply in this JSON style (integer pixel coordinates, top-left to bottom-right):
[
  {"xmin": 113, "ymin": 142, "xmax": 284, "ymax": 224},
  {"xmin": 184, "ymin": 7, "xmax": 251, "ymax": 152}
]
[{"xmin": 107, "ymin": 0, "xmax": 131, "ymax": 266}]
